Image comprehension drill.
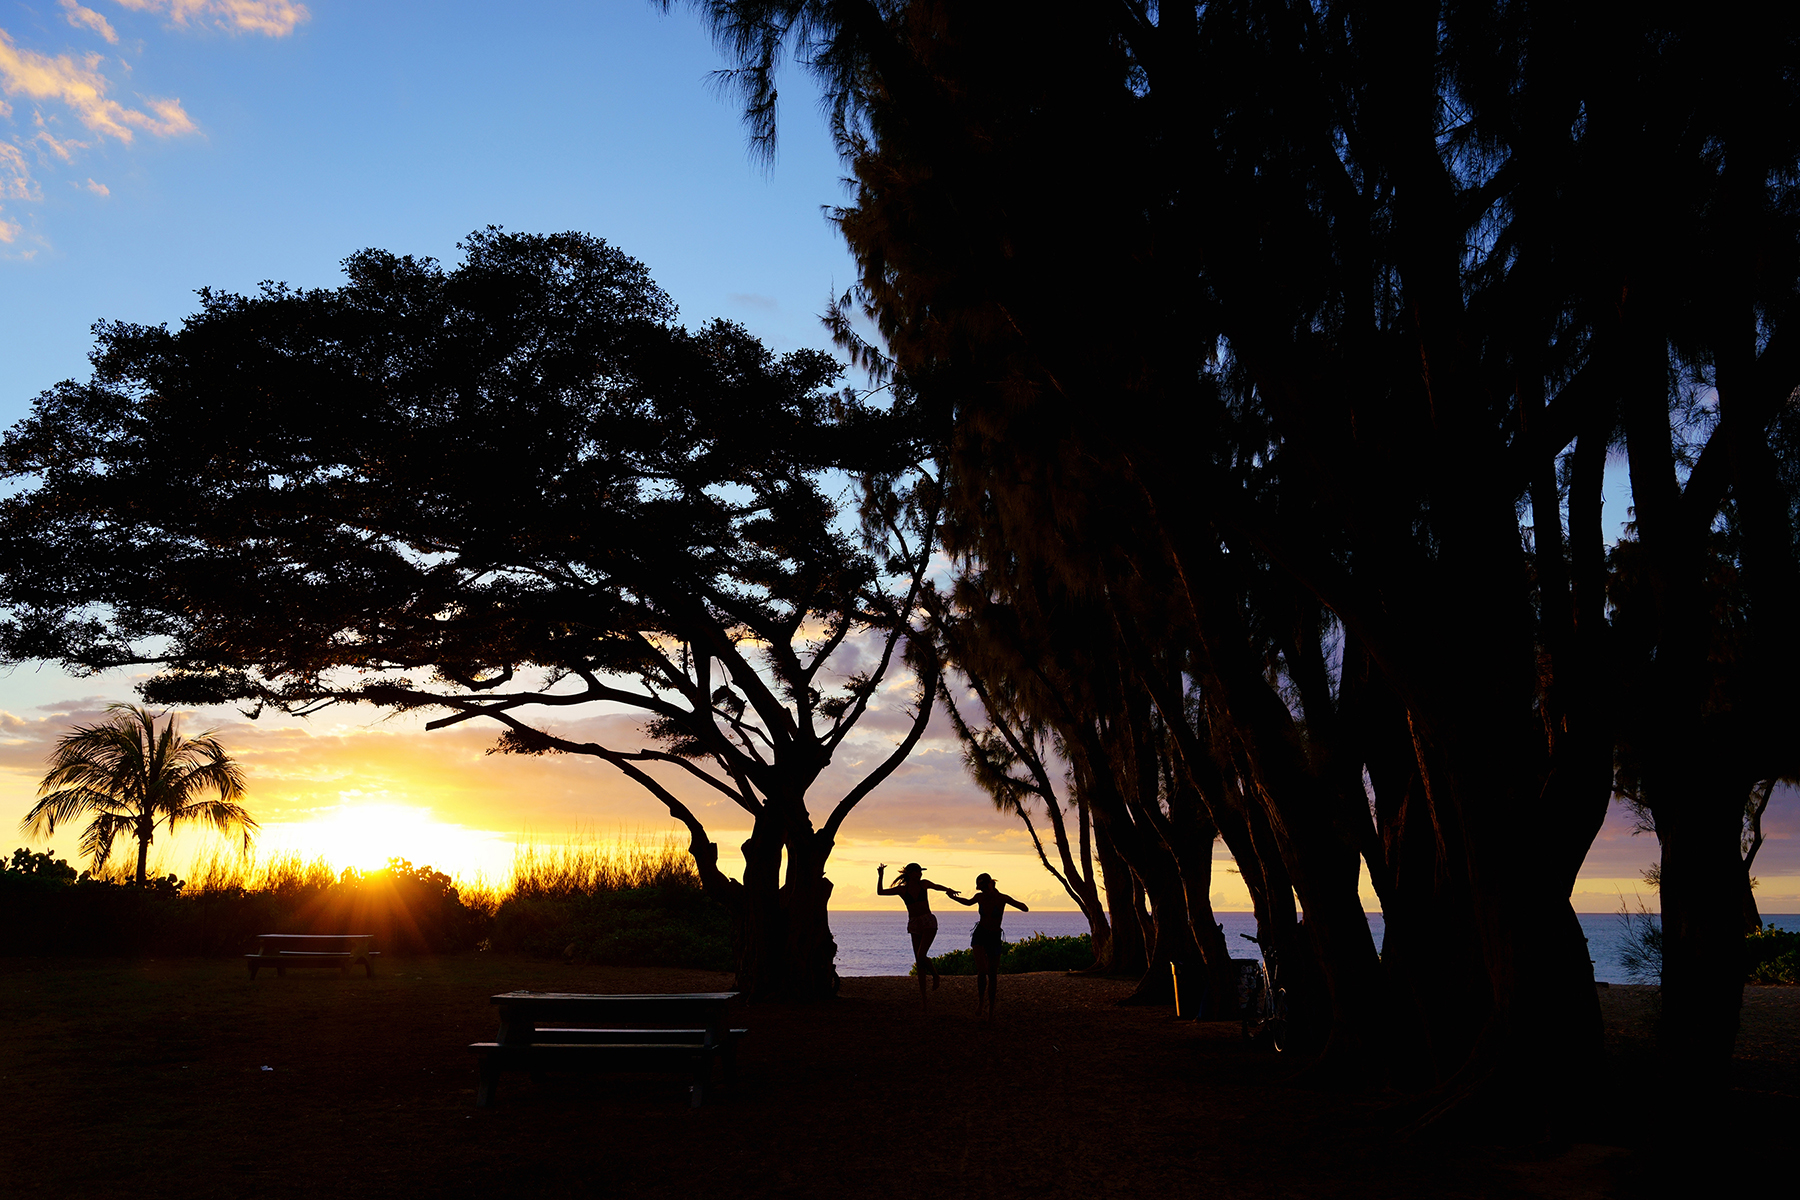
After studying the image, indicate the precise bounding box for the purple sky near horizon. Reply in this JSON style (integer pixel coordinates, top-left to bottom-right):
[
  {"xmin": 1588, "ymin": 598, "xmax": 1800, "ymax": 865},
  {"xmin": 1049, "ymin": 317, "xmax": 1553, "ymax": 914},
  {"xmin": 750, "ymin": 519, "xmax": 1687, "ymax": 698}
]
[{"xmin": 3, "ymin": 2, "xmax": 1793, "ymax": 911}]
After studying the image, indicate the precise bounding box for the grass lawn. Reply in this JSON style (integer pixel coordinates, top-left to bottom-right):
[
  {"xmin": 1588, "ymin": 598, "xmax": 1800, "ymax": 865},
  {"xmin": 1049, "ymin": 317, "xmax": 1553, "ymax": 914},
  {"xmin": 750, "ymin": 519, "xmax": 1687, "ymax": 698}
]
[{"xmin": 1, "ymin": 956, "xmax": 1792, "ymax": 1198}]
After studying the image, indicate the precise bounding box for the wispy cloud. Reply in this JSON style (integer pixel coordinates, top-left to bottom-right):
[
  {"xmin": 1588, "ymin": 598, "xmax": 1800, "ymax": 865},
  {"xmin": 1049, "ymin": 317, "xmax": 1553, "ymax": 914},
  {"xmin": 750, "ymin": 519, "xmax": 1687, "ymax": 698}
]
[
  {"xmin": 83, "ymin": 177, "xmax": 108, "ymax": 195},
  {"xmin": 0, "ymin": 31, "xmax": 196, "ymax": 142},
  {"xmin": 0, "ymin": 142, "xmax": 38, "ymax": 200},
  {"xmin": 34, "ymin": 129, "xmax": 91, "ymax": 163},
  {"xmin": 109, "ymin": 0, "xmax": 311, "ymax": 38},
  {"xmin": 60, "ymin": 1, "xmax": 120, "ymax": 45}
]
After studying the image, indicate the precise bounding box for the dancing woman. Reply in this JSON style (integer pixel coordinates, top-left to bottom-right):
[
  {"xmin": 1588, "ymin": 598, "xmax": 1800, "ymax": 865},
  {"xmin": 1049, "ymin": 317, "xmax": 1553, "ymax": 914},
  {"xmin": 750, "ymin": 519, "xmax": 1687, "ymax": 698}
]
[
  {"xmin": 948, "ymin": 873, "xmax": 1029, "ymax": 1020},
  {"xmin": 877, "ymin": 862, "xmax": 959, "ymax": 1009}
]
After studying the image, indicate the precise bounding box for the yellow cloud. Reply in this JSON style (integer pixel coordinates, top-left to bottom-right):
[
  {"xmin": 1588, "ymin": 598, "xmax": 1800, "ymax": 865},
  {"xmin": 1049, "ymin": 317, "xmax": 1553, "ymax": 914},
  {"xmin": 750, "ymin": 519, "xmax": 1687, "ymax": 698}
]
[
  {"xmin": 109, "ymin": 0, "xmax": 310, "ymax": 37},
  {"xmin": 0, "ymin": 32, "xmax": 196, "ymax": 142},
  {"xmin": 60, "ymin": 1, "xmax": 120, "ymax": 44},
  {"xmin": 84, "ymin": 176, "xmax": 108, "ymax": 195},
  {"xmin": 0, "ymin": 211, "xmax": 20, "ymax": 243}
]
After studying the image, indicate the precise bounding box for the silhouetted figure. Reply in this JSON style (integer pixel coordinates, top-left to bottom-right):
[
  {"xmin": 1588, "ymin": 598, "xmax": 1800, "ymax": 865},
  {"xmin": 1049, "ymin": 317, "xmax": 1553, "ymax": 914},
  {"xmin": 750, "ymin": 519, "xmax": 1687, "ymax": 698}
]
[
  {"xmin": 949, "ymin": 873, "xmax": 1029, "ymax": 1020},
  {"xmin": 877, "ymin": 862, "xmax": 959, "ymax": 1009}
]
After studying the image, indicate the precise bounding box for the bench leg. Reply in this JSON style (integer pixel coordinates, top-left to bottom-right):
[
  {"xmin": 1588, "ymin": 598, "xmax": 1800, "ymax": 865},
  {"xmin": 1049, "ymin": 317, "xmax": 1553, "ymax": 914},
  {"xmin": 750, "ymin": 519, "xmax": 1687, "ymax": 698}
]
[
  {"xmin": 476, "ymin": 1054, "xmax": 499, "ymax": 1108},
  {"xmin": 361, "ymin": 958, "xmax": 375, "ymax": 978},
  {"xmin": 690, "ymin": 1053, "xmax": 711, "ymax": 1109},
  {"xmin": 248, "ymin": 961, "xmax": 259, "ymax": 979}
]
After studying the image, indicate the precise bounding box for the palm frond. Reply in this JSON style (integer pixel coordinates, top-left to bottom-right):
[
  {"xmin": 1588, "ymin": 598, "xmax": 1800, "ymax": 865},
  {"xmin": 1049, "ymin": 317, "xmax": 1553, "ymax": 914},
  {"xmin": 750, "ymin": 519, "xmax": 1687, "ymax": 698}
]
[
  {"xmin": 25, "ymin": 704, "xmax": 258, "ymax": 877},
  {"xmin": 19, "ymin": 786, "xmax": 134, "ymax": 836}
]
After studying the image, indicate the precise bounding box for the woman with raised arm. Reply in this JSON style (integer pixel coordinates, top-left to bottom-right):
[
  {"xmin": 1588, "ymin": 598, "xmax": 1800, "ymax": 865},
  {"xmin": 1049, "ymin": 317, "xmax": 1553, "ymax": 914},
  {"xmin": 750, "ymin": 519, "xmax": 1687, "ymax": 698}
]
[
  {"xmin": 877, "ymin": 862, "xmax": 959, "ymax": 1009},
  {"xmin": 947, "ymin": 873, "xmax": 1029, "ymax": 1021}
]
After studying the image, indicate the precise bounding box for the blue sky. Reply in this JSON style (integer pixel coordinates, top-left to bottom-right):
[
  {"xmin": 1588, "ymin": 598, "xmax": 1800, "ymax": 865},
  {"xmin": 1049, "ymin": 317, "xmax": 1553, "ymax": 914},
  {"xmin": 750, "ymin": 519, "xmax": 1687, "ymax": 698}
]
[
  {"xmin": 1, "ymin": 1, "xmax": 1793, "ymax": 910},
  {"xmin": 2, "ymin": 1, "xmax": 856, "ymax": 409}
]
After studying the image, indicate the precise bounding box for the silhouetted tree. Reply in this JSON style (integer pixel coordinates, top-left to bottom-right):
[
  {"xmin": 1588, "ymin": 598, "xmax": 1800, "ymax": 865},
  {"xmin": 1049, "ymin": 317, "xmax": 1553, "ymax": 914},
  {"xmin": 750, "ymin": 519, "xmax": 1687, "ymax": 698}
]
[
  {"xmin": 0, "ymin": 229, "xmax": 940, "ymax": 999},
  {"xmin": 675, "ymin": 0, "xmax": 1800, "ymax": 1107},
  {"xmin": 932, "ymin": 611, "xmax": 1113, "ymax": 971},
  {"xmin": 22, "ymin": 704, "xmax": 254, "ymax": 886}
]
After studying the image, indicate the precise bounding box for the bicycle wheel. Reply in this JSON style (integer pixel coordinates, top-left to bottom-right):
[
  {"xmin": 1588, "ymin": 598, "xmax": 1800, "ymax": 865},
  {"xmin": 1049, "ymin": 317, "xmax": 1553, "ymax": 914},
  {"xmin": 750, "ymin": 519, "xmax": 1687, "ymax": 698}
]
[{"xmin": 1266, "ymin": 989, "xmax": 1288, "ymax": 1053}]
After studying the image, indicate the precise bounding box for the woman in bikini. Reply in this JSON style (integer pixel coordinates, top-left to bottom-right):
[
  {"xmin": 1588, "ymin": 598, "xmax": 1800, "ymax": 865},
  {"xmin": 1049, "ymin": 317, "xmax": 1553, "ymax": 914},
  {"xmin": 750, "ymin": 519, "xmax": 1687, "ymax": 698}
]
[
  {"xmin": 948, "ymin": 873, "xmax": 1029, "ymax": 1020},
  {"xmin": 877, "ymin": 862, "xmax": 959, "ymax": 1010}
]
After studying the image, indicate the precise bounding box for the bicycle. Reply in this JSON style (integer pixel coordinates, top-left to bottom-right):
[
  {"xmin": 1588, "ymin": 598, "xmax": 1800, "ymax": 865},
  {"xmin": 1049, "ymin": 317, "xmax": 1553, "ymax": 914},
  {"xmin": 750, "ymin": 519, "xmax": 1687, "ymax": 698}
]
[{"xmin": 1238, "ymin": 933, "xmax": 1288, "ymax": 1052}]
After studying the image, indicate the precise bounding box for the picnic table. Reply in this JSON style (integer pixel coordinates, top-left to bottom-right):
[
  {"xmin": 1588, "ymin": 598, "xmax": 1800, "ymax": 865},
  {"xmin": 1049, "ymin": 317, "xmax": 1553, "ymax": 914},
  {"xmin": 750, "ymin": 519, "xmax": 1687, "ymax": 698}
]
[
  {"xmin": 471, "ymin": 991, "xmax": 743, "ymax": 1109},
  {"xmin": 246, "ymin": 933, "xmax": 379, "ymax": 978}
]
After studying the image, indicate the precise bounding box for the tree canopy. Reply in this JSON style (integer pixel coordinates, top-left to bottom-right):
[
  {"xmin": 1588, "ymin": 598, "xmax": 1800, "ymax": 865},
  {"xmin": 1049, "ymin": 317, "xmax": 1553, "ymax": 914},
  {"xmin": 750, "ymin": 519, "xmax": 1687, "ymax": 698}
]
[
  {"xmin": 0, "ymin": 228, "xmax": 941, "ymax": 997},
  {"xmin": 678, "ymin": 0, "xmax": 1800, "ymax": 1108}
]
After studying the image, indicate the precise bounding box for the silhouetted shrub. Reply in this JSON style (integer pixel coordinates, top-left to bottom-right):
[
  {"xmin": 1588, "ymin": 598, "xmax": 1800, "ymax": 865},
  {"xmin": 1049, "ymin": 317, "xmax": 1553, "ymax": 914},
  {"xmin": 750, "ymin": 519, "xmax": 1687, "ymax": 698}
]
[
  {"xmin": 486, "ymin": 839, "xmax": 730, "ymax": 969},
  {"xmin": 1746, "ymin": 926, "xmax": 1800, "ymax": 984},
  {"xmin": 489, "ymin": 885, "xmax": 731, "ymax": 969},
  {"xmin": 917, "ymin": 932, "xmax": 1094, "ymax": 976},
  {"xmin": 0, "ymin": 836, "xmax": 726, "ymax": 966},
  {"xmin": 0, "ymin": 850, "xmax": 488, "ymax": 957}
]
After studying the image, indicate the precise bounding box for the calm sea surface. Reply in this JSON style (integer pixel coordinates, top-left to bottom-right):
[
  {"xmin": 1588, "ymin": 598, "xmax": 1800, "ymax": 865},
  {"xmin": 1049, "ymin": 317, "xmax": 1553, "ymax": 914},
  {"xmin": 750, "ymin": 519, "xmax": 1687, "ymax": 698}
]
[{"xmin": 830, "ymin": 908, "xmax": 1800, "ymax": 984}]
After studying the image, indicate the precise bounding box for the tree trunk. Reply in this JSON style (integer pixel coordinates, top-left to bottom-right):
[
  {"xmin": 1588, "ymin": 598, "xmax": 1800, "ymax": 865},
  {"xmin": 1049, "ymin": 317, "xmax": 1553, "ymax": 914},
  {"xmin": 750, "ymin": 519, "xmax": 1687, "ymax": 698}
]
[
  {"xmin": 1094, "ymin": 822, "xmax": 1146, "ymax": 976},
  {"xmin": 1168, "ymin": 823, "xmax": 1234, "ymax": 1019},
  {"xmin": 1656, "ymin": 774, "xmax": 1750, "ymax": 1080},
  {"xmin": 136, "ymin": 816, "xmax": 153, "ymax": 886},
  {"xmin": 1399, "ymin": 699, "xmax": 1607, "ymax": 1127},
  {"xmin": 781, "ymin": 831, "xmax": 842, "ymax": 998},
  {"xmin": 728, "ymin": 814, "xmax": 842, "ymax": 1002}
]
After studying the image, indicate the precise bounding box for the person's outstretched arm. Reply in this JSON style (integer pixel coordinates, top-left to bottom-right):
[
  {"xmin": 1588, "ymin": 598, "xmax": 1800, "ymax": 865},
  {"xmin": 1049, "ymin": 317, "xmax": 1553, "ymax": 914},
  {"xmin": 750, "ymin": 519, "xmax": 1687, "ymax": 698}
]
[
  {"xmin": 875, "ymin": 864, "xmax": 903, "ymax": 897},
  {"xmin": 946, "ymin": 890, "xmax": 978, "ymax": 906},
  {"xmin": 925, "ymin": 879, "xmax": 961, "ymax": 896},
  {"xmin": 1002, "ymin": 892, "xmax": 1030, "ymax": 912}
]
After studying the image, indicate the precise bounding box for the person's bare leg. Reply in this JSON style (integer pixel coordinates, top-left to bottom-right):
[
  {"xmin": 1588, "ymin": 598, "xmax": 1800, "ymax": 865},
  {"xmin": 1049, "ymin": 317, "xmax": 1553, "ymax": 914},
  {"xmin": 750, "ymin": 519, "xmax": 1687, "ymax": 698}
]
[
  {"xmin": 986, "ymin": 967, "xmax": 999, "ymax": 1021},
  {"xmin": 973, "ymin": 947, "xmax": 990, "ymax": 1015},
  {"xmin": 912, "ymin": 929, "xmax": 933, "ymax": 1011}
]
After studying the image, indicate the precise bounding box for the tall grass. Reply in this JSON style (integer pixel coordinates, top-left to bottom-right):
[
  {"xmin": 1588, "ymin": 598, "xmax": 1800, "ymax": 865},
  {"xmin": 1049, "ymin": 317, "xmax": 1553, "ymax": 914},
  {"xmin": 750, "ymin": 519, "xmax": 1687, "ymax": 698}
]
[
  {"xmin": 1, "ymin": 833, "xmax": 729, "ymax": 969},
  {"xmin": 508, "ymin": 833, "xmax": 699, "ymax": 900},
  {"xmin": 182, "ymin": 849, "xmax": 339, "ymax": 896},
  {"xmin": 485, "ymin": 833, "xmax": 728, "ymax": 969}
]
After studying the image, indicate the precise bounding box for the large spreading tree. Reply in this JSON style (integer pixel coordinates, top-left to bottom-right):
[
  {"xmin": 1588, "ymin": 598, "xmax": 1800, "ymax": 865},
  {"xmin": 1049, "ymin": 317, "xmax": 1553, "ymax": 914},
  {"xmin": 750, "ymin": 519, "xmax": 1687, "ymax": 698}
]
[{"xmin": 0, "ymin": 229, "xmax": 941, "ymax": 999}]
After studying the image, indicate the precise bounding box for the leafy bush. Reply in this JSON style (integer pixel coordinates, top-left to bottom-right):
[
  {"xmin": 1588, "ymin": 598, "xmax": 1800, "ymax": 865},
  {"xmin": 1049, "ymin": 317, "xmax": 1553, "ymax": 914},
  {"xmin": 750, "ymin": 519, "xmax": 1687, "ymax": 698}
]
[
  {"xmin": 2, "ymin": 847, "xmax": 78, "ymax": 884},
  {"xmin": 0, "ymin": 849, "xmax": 488, "ymax": 956},
  {"xmin": 488, "ymin": 885, "xmax": 731, "ymax": 969},
  {"xmin": 1746, "ymin": 926, "xmax": 1800, "ymax": 984},
  {"xmin": 916, "ymin": 932, "xmax": 1094, "ymax": 976}
]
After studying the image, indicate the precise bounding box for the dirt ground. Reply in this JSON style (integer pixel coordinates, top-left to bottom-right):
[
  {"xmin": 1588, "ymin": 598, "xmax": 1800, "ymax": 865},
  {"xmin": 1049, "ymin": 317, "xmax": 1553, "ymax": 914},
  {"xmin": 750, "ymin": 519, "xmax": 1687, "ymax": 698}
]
[{"xmin": 0, "ymin": 958, "xmax": 1792, "ymax": 1199}]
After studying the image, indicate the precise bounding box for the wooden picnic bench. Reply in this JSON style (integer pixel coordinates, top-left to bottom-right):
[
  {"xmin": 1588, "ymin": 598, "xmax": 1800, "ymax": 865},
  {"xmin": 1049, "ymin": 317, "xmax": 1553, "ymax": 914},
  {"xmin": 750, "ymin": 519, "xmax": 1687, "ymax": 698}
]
[
  {"xmin": 471, "ymin": 991, "xmax": 744, "ymax": 1109},
  {"xmin": 245, "ymin": 934, "xmax": 379, "ymax": 979}
]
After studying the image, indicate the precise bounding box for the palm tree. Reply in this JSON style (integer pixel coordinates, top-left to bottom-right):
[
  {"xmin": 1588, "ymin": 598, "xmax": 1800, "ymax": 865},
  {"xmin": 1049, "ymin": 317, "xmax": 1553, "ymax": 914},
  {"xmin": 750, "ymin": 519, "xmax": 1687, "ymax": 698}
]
[{"xmin": 21, "ymin": 704, "xmax": 256, "ymax": 885}]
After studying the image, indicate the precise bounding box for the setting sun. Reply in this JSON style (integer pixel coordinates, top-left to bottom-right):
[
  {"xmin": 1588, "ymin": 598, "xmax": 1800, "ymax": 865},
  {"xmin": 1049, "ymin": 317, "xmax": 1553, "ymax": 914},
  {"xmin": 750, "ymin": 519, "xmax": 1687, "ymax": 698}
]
[{"xmin": 257, "ymin": 793, "xmax": 515, "ymax": 880}]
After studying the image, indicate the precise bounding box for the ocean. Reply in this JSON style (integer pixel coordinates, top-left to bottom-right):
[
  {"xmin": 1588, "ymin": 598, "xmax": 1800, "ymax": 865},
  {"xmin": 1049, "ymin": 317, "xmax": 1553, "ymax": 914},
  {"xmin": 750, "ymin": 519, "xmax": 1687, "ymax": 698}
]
[{"xmin": 829, "ymin": 908, "xmax": 1800, "ymax": 984}]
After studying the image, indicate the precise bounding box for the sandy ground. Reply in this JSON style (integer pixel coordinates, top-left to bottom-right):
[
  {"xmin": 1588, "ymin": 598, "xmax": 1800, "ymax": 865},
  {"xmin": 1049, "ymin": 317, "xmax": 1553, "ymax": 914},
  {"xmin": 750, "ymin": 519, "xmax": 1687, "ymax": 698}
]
[{"xmin": 0, "ymin": 959, "xmax": 1791, "ymax": 1199}]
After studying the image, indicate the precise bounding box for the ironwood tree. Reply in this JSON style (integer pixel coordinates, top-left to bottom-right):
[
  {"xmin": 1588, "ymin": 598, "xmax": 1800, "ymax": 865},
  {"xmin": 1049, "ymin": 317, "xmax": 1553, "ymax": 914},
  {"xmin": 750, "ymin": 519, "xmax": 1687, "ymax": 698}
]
[
  {"xmin": 673, "ymin": 0, "xmax": 1800, "ymax": 1109},
  {"xmin": 0, "ymin": 229, "xmax": 942, "ymax": 999}
]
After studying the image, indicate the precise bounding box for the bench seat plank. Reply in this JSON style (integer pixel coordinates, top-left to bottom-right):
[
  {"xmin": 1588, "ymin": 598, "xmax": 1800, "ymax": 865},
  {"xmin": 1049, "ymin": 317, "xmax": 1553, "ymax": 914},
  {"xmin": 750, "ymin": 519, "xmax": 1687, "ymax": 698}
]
[
  {"xmin": 247, "ymin": 934, "xmax": 378, "ymax": 978},
  {"xmin": 475, "ymin": 992, "xmax": 742, "ymax": 1109}
]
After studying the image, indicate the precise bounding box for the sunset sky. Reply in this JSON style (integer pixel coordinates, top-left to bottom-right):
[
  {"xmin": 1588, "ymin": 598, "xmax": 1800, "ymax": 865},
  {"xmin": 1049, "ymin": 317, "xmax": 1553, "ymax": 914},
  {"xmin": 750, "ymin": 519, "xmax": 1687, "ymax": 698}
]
[{"xmin": 2, "ymin": 1, "xmax": 1793, "ymax": 911}]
